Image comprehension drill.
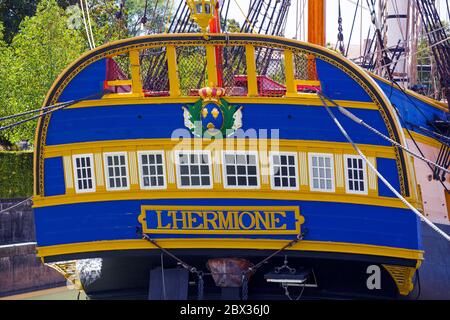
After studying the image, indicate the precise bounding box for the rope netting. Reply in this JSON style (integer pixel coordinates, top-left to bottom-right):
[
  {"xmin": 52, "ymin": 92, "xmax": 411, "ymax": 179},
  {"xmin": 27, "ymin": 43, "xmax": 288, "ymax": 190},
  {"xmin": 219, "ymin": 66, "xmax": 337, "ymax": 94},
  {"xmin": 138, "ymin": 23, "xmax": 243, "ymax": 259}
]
[{"xmin": 104, "ymin": 44, "xmax": 319, "ymax": 97}]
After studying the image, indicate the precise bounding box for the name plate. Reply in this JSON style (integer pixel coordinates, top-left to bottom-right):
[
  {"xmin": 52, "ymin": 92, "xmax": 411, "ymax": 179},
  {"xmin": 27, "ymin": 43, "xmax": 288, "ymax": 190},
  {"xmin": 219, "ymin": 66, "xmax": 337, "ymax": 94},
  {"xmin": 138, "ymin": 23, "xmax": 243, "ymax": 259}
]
[{"xmin": 138, "ymin": 206, "xmax": 304, "ymax": 236}]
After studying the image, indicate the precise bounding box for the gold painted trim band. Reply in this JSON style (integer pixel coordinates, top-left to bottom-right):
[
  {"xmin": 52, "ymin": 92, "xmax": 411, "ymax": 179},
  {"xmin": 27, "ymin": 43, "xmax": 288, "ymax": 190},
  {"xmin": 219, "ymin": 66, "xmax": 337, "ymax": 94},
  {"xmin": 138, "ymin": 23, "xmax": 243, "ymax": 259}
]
[{"xmin": 36, "ymin": 239, "xmax": 424, "ymax": 261}]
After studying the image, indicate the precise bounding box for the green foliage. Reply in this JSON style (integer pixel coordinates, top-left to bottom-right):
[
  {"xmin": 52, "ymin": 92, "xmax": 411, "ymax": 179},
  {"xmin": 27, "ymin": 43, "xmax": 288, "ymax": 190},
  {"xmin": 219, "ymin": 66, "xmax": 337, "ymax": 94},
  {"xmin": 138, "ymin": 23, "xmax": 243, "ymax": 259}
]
[
  {"xmin": 87, "ymin": 0, "xmax": 172, "ymax": 44},
  {"xmin": 0, "ymin": 151, "xmax": 33, "ymax": 198},
  {"xmin": 178, "ymin": 49, "xmax": 207, "ymax": 94},
  {"xmin": 0, "ymin": 0, "xmax": 78, "ymax": 44},
  {"xmin": 0, "ymin": 0, "xmax": 86, "ymax": 145},
  {"xmin": 225, "ymin": 19, "xmax": 240, "ymax": 33},
  {"xmin": 0, "ymin": 0, "xmax": 173, "ymax": 147}
]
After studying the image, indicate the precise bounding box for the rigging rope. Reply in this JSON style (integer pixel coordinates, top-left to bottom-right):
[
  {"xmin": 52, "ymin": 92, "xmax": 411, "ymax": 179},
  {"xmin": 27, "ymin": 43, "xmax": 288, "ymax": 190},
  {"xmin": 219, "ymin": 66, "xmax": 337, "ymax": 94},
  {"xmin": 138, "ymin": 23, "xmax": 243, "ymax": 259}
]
[
  {"xmin": 164, "ymin": 0, "xmax": 175, "ymax": 33},
  {"xmin": 317, "ymin": 91, "xmax": 450, "ymax": 242},
  {"xmin": 0, "ymin": 91, "xmax": 106, "ymax": 132},
  {"xmin": 346, "ymin": 0, "xmax": 360, "ymax": 57},
  {"xmin": 84, "ymin": 0, "xmax": 96, "ymax": 48},
  {"xmin": 79, "ymin": 0, "xmax": 93, "ymax": 49},
  {"xmin": 321, "ymin": 94, "xmax": 450, "ymax": 175},
  {"xmin": 0, "ymin": 101, "xmax": 75, "ymax": 122},
  {"xmin": 233, "ymin": 0, "xmax": 257, "ymax": 34}
]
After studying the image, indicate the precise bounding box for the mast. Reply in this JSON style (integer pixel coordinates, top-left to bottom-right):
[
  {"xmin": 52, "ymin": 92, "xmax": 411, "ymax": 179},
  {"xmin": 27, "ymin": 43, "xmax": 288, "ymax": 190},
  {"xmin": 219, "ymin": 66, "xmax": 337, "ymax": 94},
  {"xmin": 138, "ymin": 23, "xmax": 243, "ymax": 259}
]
[
  {"xmin": 385, "ymin": 0, "xmax": 410, "ymax": 87},
  {"xmin": 308, "ymin": 0, "xmax": 326, "ymax": 46}
]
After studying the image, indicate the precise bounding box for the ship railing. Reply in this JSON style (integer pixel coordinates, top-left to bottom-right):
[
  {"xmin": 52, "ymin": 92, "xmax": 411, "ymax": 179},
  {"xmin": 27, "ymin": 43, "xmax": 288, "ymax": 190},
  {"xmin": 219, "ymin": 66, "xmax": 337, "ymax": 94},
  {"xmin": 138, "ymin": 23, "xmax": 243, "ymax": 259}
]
[{"xmin": 102, "ymin": 42, "xmax": 321, "ymax": 99}]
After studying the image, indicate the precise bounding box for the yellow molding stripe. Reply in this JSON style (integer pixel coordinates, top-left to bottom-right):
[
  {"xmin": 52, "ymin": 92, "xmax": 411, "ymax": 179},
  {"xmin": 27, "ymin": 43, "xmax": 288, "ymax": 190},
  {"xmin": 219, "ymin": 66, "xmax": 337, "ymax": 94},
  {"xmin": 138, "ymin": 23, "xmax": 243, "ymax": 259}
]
[
  {"xmin": 35, "ymin": 239, "xmax": 424, "ymax": 261},
  {"xmin": 94, "ymin": 153, "xmax": 104, "ymax": 186},
  {"xmin": 106, "ymin": 80, "xmax": 132, "ymax": 87},
  {"xmin": 129, "ymin": 50, "xmax": 143, "ymax": 96},
  {"xmin": 63, "ymin": 156, "xmax": 74, "ymax": 190},
  {"xmin": 299, "ymin": 152, "xmax": 309, "ymax": 186},
  {"xmin": 43, "ymin": 139, "xmax": 397, "ymax": 160},
  {"xmin": 63, "ymin": 96, "xmax": 380, "ymax": 110},
  {"xmin": 32, "ymin": 189, "xmax": 410, "ymax": 209},
  {"xmin": 245, "ymin": 44, "xmax": 258, "ymax": 97},
  {"xmin": 368, "ymin": 157, "xmax": 378, "ymax": 191},
  {"xmin": 284, "ymin": 49, "xmax": 297, "ymax": 96},
  {"xmin": 335, "ymin": 154, "xmax": 344, "ymax": 188},
  {"xmin": 403, "ymin": 129, "xmax": 443, "ymax": 149},
  {"xmin": 206, "ymin": 45, "xmax": 218, "ymax": 87}
]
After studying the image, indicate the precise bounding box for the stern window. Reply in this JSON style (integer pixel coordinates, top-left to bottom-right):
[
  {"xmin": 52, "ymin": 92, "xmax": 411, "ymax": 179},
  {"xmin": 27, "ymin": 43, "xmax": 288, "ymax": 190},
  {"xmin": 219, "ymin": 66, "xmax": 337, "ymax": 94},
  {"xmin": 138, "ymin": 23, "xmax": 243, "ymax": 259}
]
[
  {"xmin": 309, "ymin": 153, "xmax": 335, "ymax": 192},
  {"xmin": 270, "ymin": 152, "xmax": 299, "ymax": 190},
  {"xmin": 344, "ymin": 155, "xmax": 368, "ymax": 194},
  {"xmin": 223, "ymin": 152, "xmax": 260, "ymax": 189},
  {"xmin": 138, "ymin": 151, "xmax": 167, "ymax": 189},
  {"xmin": 175, "ymin": 151, "xmax": 212, "ymax": 189},
  {"xmin": 73, "ymin": 154, "xmax": 96, "ymax": 193},
  {"xmin": 104, "ymin": 152, "xmax": 130, "ymax": 191}
]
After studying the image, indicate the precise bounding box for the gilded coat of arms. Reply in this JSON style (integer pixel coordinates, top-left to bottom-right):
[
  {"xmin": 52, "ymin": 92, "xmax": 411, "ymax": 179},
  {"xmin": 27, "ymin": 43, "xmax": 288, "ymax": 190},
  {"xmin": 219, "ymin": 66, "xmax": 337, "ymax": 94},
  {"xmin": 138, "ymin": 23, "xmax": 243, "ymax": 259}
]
[{"xmin": 182, "ymin": 87, "xmax": 243, "ymax": 138}]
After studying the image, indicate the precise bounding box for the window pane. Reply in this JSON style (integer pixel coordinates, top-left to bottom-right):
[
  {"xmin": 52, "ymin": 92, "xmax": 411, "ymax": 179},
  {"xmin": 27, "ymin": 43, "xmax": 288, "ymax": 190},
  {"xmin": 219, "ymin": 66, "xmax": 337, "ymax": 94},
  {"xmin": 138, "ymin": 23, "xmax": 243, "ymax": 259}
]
[
  {"xmin": 74, "ymin": 156, "xmax": 95, "ymax": 192},
  {"xmin": 224, "ymin": 153, "xmax": 259, "ymax": 188},
  {"xmin": 177, "ymin": 153, "xmax": 211, "ymax": 187}
]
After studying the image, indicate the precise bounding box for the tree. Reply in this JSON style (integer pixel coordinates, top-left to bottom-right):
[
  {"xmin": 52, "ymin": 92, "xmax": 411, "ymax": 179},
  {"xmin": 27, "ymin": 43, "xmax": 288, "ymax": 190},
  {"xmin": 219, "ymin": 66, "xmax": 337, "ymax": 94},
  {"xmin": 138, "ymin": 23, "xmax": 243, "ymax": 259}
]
[
  {"xmin": 0, "ymin": 0, "xmax": 86, "ymax": 145},
  {"xmin": 0, "ymin": 0, "xmax": 78, "ymax": 43},
  {"xmin": 225, "ymin": 19, "xmax": 240, "ymax": 33},
  {"xmin": 0, "ymin": 0, "xmax": 173, "ymax": 145},
  {"xmin": 88, "ymin": 0, "xmax": 172, "ymax": 44}
]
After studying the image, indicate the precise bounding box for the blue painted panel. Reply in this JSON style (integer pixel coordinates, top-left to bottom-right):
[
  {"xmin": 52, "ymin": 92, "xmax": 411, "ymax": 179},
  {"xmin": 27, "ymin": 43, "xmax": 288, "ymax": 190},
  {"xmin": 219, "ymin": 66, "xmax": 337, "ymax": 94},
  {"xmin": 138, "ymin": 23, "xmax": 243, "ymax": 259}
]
[
  {"xmin": 316, "ymin": 59, "xmax": 372, "ymax": 102},
  {"xmin": 375, "ymin": 79, "xmax": 448, "ymax": 140},
  {"xmin": 34, "ymin": 199, "xmax": 421, "ymax": 250},
  {"xmin": 44, "ymin": 157, "xmax": 66, "ymax": 196},
  {"xmin": 58, "ymin": 59, "xmax": 107, "ymax": 103},
  {"xmin": 377, "ymin": 158, "xmax": 401, "ymax": 198},
  {"xmin": 46, "ymin": 104, "xmax": 391, "ymax": 146}
]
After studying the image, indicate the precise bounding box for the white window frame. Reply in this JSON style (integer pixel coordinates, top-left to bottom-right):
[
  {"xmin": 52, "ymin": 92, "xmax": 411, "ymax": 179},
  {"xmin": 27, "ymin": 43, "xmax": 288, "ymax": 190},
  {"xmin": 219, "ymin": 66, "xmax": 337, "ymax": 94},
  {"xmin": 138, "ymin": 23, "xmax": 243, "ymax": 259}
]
[
  {"xmin": 308, "ymin": 153, "xmax": 335, "ymax": 193},
  {"xmin": 222, "ymin": 151, "xmax": 261, "ymax": 190},
  {"xmin": 103, "ymin": 152, "xmax": 130, "ymax": 191},
  {"xmin": 175, "ymin": 150, "xmax": 213, "ymax": 189},
  {"xmin": 343, "ymin": 155, "xmax": 368, "ymax": 195},
  {"xmin": 269, "ymin": 152, "xmax": 299, "ymax": 191},
  {"xmin": 137, "ymin": 151, "xmax": 167, "ymax": 190},
  {"xmin": 72, "ymin": 154, "xmax": 96, "ymax": 193}
]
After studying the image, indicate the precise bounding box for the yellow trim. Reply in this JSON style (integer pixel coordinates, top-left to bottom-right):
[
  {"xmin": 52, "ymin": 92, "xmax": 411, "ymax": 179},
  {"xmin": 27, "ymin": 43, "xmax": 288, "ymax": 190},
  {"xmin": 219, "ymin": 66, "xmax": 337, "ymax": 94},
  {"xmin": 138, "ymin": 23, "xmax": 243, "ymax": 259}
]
[
  {"xmin": 43, "ymin": 138, "xmax": 397, "ymax": 159},
  {"xmin": 129, "ymin": 50, "xmax": 143, "ymax": 96},
  {"xmin": 284, "ymin": 50, "xmax": 297, "ymax": 97},
  {"xmin": 205, "ymin": 45, "xmax": 218, "ymax": 87},
  {"xmin": 32, "ymin": 189, "xmax": 410, "ymax": 209},
  {"xmin": 94, "ymin": 153, "xmax": 105, "ymax": 188},
  {"xmin": 367, "ymin": 157, "xmax": 378, "ymax": 195},
  {"xmin": 295, "ymin": 80, "xmax": 321, "ymax": 87},
  {"xmin": 138, "ymin": 205, "xmax": 304, "ymax": 235},
  {"xmin": 63, "ymin": 156, "xmax": 74, "ymax": 191},
  {"xmin": 403, "ymin": 129, "xmax": 443, "ymax": 149},
  {"xmin": 64, "ymin": 95, "xmax": 380, "ymax": 110},
  {"xmin": 166, "ymin": 45, "xmax": 181, "ymax": 97},
  {"xmin": 106, "ymin": 80, "xmax": 132, "ymax": 87},
  {"xmin": 383, "ymin": 264, "xmax": 417, "ymax": 296},
  {"xmin": 245, "ymin": 45, "xmax": 258, "ymax": 96},
  {"xmin": 35, "ymin": 239, "xmax": 424, "ymax": 261}
]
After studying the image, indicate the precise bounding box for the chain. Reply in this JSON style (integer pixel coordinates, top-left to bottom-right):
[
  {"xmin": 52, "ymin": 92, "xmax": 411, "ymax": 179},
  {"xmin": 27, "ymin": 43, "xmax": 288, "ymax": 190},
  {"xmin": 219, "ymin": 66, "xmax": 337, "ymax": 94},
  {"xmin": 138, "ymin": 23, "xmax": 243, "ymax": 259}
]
[
  {"xmin": 242, "ymin": 274, "xmax": 249, "ymax": 301},
  {"xmin": 197, "ymin": 271, "xmax": 204, "ymax": 300}
]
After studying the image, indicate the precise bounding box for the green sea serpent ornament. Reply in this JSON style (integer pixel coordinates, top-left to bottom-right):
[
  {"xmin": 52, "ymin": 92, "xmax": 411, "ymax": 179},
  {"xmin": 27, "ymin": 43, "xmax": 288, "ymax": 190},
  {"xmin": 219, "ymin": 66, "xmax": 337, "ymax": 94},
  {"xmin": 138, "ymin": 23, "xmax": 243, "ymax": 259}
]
[{"xmin": 182, "ymin": 87, "xmax": 243, "ymax": 139}]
